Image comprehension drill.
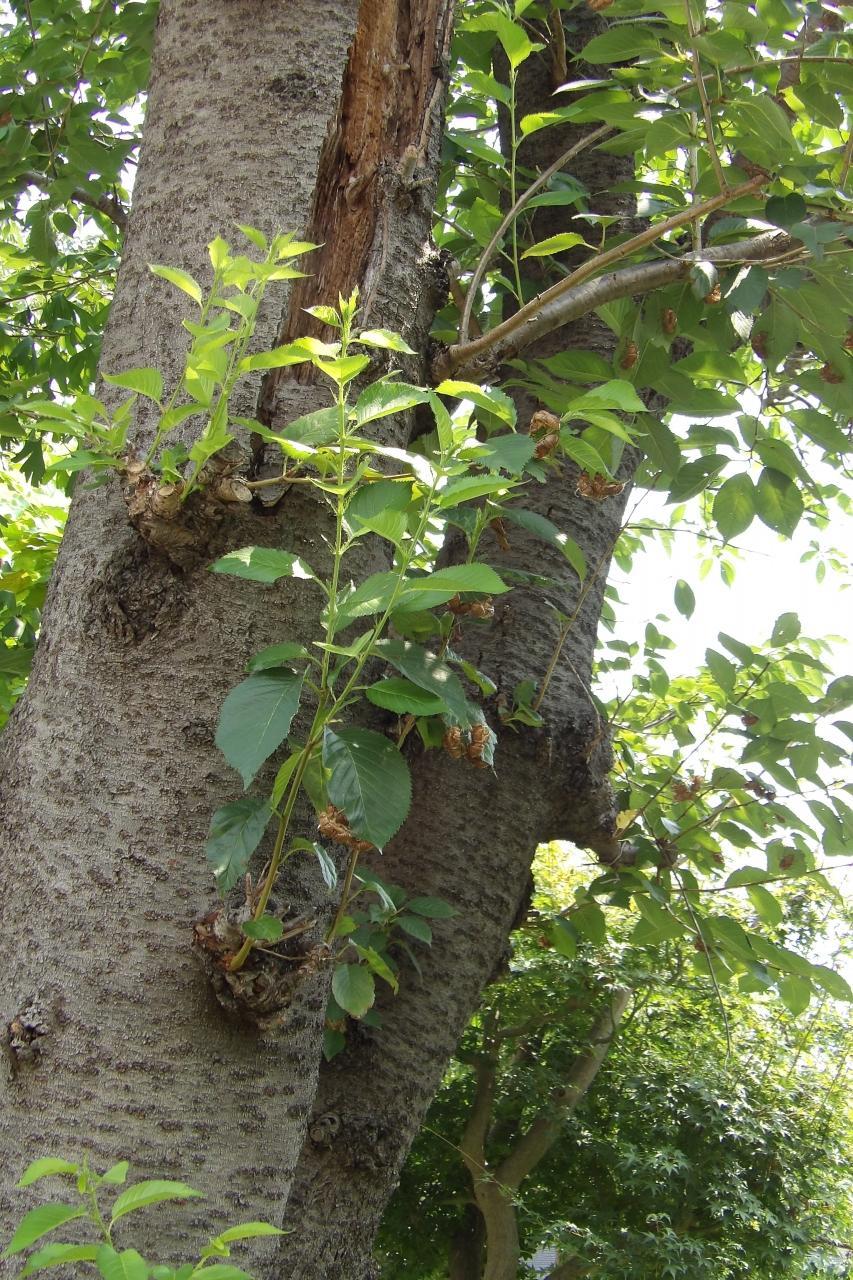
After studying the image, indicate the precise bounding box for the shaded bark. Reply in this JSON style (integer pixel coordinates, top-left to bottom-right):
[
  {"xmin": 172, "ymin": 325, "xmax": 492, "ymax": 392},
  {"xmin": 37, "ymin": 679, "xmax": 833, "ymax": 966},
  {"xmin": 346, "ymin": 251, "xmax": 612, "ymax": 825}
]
[{"xmin": 0, "ymin": 0, "xmax": 448, "ymax": 1261}]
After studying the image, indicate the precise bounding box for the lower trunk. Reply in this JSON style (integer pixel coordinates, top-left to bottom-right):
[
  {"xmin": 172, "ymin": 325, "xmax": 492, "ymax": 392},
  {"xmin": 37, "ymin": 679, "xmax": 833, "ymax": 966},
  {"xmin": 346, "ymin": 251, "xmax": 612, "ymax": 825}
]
[{"xmin": 449, "ymin": 1205, "xmax": 485, "ymax": 1280}]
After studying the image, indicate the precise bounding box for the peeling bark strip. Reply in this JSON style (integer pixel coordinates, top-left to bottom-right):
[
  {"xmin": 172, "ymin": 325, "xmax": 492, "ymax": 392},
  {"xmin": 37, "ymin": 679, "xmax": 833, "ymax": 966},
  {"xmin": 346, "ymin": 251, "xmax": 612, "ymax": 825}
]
[{"xmin": 259, "ymin": 0, "xmax": 452, "ymax": 410}]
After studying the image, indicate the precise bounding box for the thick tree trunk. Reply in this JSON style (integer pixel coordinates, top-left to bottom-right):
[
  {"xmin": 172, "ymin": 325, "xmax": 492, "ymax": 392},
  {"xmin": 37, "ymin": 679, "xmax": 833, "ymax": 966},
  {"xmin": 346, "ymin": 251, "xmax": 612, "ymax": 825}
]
[
  {"xmin": 1, "ymin": 4, "xmax": 634, "ymax": 1277},
  {"xmin": 0, "ymin": 0, "xmax": 448, "ymax": 1260}
]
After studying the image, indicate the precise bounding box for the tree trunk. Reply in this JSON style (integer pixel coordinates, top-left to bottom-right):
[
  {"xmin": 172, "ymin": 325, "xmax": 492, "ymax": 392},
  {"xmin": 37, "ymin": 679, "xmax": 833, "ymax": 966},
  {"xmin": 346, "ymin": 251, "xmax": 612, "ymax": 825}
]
[
  {"xmin": 1, "ymin": 3, "xmax": 632, "ymax": 1277},
  {"xmin": 0, "ymin": 0, "xmax": 448, "ymax": 1258}
]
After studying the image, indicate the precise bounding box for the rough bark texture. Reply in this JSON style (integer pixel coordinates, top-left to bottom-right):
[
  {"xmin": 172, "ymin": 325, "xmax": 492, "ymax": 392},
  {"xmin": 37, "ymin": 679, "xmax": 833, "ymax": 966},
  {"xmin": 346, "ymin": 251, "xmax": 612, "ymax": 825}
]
[
  {"xmin": 0, "ymin": 5, "xmax": 637, "ymax": 1278},
  {"xmin": 274, "ymin": 20, "xmax": 638, "ymax": 1280},
  {"xmin": 0, "ymin": 0, "xmax": 447, "ymax": 1261}
]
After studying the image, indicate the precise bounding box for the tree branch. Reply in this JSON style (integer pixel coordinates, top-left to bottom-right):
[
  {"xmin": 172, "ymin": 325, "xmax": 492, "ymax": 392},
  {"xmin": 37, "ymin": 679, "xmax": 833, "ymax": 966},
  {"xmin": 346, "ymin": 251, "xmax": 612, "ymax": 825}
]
[
  {"xmin": 19, "ymin": 170, "xmax": 128, "ymax": 232},
  {"xmin": 439, "ymin": 222, "xmax": 804, "ymax": 382},
  {"xmin": 494, "ymin": 988, "xmax": 631, "ymax": 1190}
]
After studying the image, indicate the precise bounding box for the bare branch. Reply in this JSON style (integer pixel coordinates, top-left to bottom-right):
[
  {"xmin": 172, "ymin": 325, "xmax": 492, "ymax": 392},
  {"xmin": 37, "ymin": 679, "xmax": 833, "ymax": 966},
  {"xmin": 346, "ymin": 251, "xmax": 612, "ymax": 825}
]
[
  {"xmin": 494, "ymin": 988, "xmax": 631, "ymax": 1191},
  {"xmin": 19, "ymin": 170, "xmax": 128, "ymax": 233},
  {"xmin": 439, "ymin": 223, "xmax": 804, "ymax": 382}
]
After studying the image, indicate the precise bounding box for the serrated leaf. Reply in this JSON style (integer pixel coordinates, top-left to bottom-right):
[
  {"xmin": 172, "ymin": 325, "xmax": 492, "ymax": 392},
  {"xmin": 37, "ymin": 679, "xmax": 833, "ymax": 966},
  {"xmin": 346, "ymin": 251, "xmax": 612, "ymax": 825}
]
[
  {"xmin": 110, "ymin": 1180, "xmax": 202, "ymax": 1225},
  {"xmin": 777, "ymin": 974, "xmax": 811, "ymax": 1016},
  {"xmin": 396, "ymin": 914, "xmax": 433, "ymax": 944},
  {"xmin": 206, "ymin": 798, "xmax": 272, "ymax": 893},
  {"xmin": 242, "ymin": 915, "xmax": 284, "ymax": 942},
  {"xmin": 315, "ymin": 354, "xmax": 370, "ymax": 386},
  {"xmin": 521, "ymin": 232, "xmax": 589, "ymax": 258},
  {"xmin": 216, "ymin": 670, "xmax": 305, "ymax": 789},
  {"xmin": 352, "ymin": 382, "xmax": 431, "ymax": 427},
  {"xmin": 237, "ymin": 344, "xmax": 313, "ymax": 373},
  {"xmin": 500, "ymin": 508, "xmax": 587, "ymax": 579},
  {"xmin": 434, "ymin": 380, "xmax": 516, "ymax": 427},
  {"xmin": 96, "ymin": 1247, "xmax": 147, "ymax": 1280},
  {"xmin": 713, "ymin": 473, "xmax": 755, "ymax": 539},
  {"xmin": 3, "ymin": 1207, "xmax": 88, "ymax": 1257},
  {"xmin": 17, "ymin": 1160, "xmax": 79, "ymax": 1188},
  {"xmin": 209, "ymin": 1223, "xmax": 285, "ymax": 1247},
  {"xmin": 21, "ymin": 1244, "xmax": 100, "ymax": 1276},
  {"xmin": 373, "ymin": 639, "xmax": 472, "ymax": 727},
  {"xmin": 332, "ymin": 964, "xmax": 375, "ymax": 1018},
  {"xmin": 406, "ymin": 896, "xmax": 458, "ymax": 919},
  {"xmin": 353, "ymin": 944, "xmax": 398, "ymax": 991},
  {"xmin": 323, "ymin": 728, "xmax": 411, "ymax": 848},
  {"xmin": 211, "ymin": 547, "xmax": 316, "ymax": 585},
  {"xmin": 365, "ymin": 677, "xmax": 449, "ymax": 717},
  {"xmin": 150, "ymin": 264, "xmax": 203, "ymax": 305},
  {"xmin": 755, "ymin": 468, "xmax": 803, "ymax": 537},
  {"xmin": 355, "ymin": 329, "xmax": 415, "ymax": 354},
  {"xmin": 103, "ymin": 367, "xmax": 162, "ymax": 403},
  {"xmin": 248, "ymin": 643, "xmax": 311, "ymax": 672}
]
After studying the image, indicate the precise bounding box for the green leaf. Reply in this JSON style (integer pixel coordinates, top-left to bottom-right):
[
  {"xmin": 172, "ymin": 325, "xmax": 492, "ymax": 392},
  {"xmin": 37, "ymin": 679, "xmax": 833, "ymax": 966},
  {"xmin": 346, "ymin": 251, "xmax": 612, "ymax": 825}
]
[
  {"xmin": 746, "ymin": 884, "xmax": 783, "ymax": 926},
  {"xmin": 353, "ymin": 944, "xmax": 398, "ymax": 991},
  {"xmin": 365, "ymin": 677, "xmax": 449, "ymax": 718},
  {"xmin": 103, "ymin": 367, "xmax": 162, "ymax": 403},
  {"xmin": 323, "ymin": 728, "xmax": 411, "ymax": 848},
  {"xmin": 548, "ymin": 917, "xmax": 578, "ymax": 959},
  {"xmin": 101, "ymin": 1163, "xmax": 130, "ymax": 1186},
  {"xmin": 771, "ymin": 611, "xmax": 800, "ymax": 646},
  {"xmin": 332, "ymin": 964, "xmax": 376, "ymax": 1018},
  {"xmin": 396, "ymin": 914, "xmax": 433, "ymax": 943},
  {"xmin": 706, "ymin": 648, "xmax": 736, "ymax": 693},
  {"xmin": 777, "ymin": 975, "xmax": 811, "ymax": 1016},
  {"xmin": 110, "ymin": 1180, "xmax": 202, "ymax": 1225},
  {"xmin": 315, "ymin": 354, "xmax": 370, "ymax": 386},
  {"xmin": 248, "ymin": 643, "xmax": 311, "ymax": 672},
  {"xmin": 569, "ymin": 380, "xmax": 645, "ymax": 414},
  {"xmin": 3, "ymin": 1207, "xmax": 87, "ymax": 1257},
  {"xmin": 582, "ymin": 25, "xmax": 661, "ymax": 62},
  {"xmin": 434, "ymin": 380, "xmax": 517, "ymax": 427},
  {"xmin": 21, "ymin": 1244, "xmax": 101, "ymax": 1276},
  {"xmin": 399, "ymin": 564, "xmax": 509, "ymax": 610},
  {"xmin": 755, "ymin": 468, "xmax": 803, "ymax": 537},
  {"xmin": 211, "ymin": 546, "xmax": 317, "ymax": 585},
  {"xmin": 355, "ymin": 329, "xmax": 415, "ymax": 354},
  {"xmin": 521, "ymin": 232, "xmax": 589, "ymax": 258},
  {"xmin": 713, "ymin": 473, "xmax": 755, "ymax": 539},
  {"xmin": 810, "ymin": 965, "xmax": 853, "ymax": 1002},
  {"xmin": 191, "ymin": 1267, "xmax": 253, "ymax": 1280},
  {"xmin": 96, "ymin": 1247, "xmax": 148, "ymax": 1280},
  {"xmin": 242, "ymin": 915, "xmax": 284, "ymax": 942},
  {"xmin": 352, "ymin": 381, "xmax": 431, "ymax": 427},
  {"xmin": 674, "ymin": 580, "xmax": 695, "ymax": 619},
  {"xmin": 406, "ymin": 896, "xmax": 458, "ymax": 919},
  {"xmin": 237, "ymin": 343, "xmax": 312, "ymax": 372},
  {"xmin": 500, "ymin": 508, "xmax": 587, "ymax": 579},
  {"xmin": 216, "ymin": 670, "xmax": 305, "ymax": 788},
  {"xmin": 149, "ymin": 264, "xmax": 203, "ymax": 305},
  {"xmin": 572, "ymin": 902, "xmax": 607, "ymax": 945},
  {"xmin": 16, "ymin": 1160, "xmax": 79, "ymax": 1188},
  {"xmin": 209, "ymin": 1223, "xmax": 285, "ymax": 1247},
  {"xmin": 206, "ymin": 798, "xmax": 272, "ymax": 894},
  {"xmin": 373, "ymin": 639, "xmax": 473, "ymax": 727}
]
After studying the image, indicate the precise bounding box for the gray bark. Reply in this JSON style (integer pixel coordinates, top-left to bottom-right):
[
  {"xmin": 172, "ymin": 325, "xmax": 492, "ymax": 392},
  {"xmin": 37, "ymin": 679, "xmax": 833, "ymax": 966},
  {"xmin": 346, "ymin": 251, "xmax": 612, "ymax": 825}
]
[
  {"xmin": 1, "ymin": 4, "xmax": 635, "ymax": 1278},
  {"xmin": 0, "ymin": 0, "xmax": 368, "ymax": 1256}
]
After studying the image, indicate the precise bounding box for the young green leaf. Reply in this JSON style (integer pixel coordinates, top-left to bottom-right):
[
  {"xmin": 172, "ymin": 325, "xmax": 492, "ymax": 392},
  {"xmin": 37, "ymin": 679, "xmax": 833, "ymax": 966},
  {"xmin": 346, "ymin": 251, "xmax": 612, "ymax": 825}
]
[
  {"xmin": 355, "ymin": 329, "xmax": 415, "ymax": 354},
  {"xmin": 396, "ymin": 914, "xmax": 433, "ymax": 944},
  {"xmin": 248, "ymin": 643, "xmax": 312, "ymax": 672},
  {"xmin": 20, "ymin": 1244, "xmax": 101, "ymax": 1277},
  {"xmin": 365, "ymin": 677, "xmax": 449, "ymax": 718},
  {"xmin": 323, "ymin": 728, "xmax": 411, "ymax": 848},
  {"xmin": 713, "ymin": 473, "xmax": 755, "ymax": 539},
  {"xmin": 206, "ymin": 798, "xmax": 272, "ymax": 894},
  {"xmin": 237, "ymin": 344, "xmax": 312, "ymax": 373},
  {"xmin": 755, "ymin": 468, "xmax": 803, "ymax": 537},
  {"xmin": 103, "ymin": 368, "xmax": 163, "ymax": 403},
  {"xmin": 16, "ymin": 1160, "xmax": 78, "ymax": 1188},
  {"xmin": 208, "ymin": 1223, "xmax": 285, "ymax": 1248},
  {"xmin": 521, "ymin": 232, "xmax": 589, "ymax": 258},
  {"xmin": 110, "ymin": 1180, "xmax": 203, "ymax": 1225},
  {"xmin": 332, "ymin": 964, "xmax": 376, "ymax": 1019},
  {"xmin": 95, "ymin": 1246, "xmax": 148, "ymax": 1280},
  {"xmin": 211, "ymin": 547, "xmax": 317, "ymax": 585},
  {"xmin": 373, "ymin": 639, "xmax": 473, "ymax": 727},
  {"xmin": 216, "ymin": 670, "xmax": 305, "ymax": 788},
  {"xmin": 149, "ymin": 264, "xmax": 203, "ymax": 305},
  {"xmin": 242, "ymin": 916, "xmax": 284, "ymax": 942},
  {"xmin": 406, "ymin": 896, "xmax": 458, "ymax": 919},
  {"xmin": 101, "ymin": 1163, "xmax": 130, "ymax": 1186},
  {"xmin": 500, "ymin": 508, "xmax": 587, "ymax": 580},
  {"xmin": 3, "ymin": 1207, "xmax": 88, "ymax": 1257}
]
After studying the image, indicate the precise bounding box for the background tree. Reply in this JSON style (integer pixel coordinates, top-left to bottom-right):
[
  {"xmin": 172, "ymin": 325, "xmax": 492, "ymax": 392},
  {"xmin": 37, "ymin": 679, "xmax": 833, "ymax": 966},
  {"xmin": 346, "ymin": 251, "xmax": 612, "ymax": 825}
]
[{"xmin": 0, "ymin": 1, "xmax": 850, "ymax": 1278}]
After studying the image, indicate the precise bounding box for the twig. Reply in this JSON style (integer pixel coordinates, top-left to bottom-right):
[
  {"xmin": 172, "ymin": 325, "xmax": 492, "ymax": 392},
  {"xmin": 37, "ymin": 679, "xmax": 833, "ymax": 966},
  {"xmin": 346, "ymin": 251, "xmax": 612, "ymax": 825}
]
[
  {"xmin": 19, "ymin": 171, "xmax": 127, "ymax": 232},
  {"xmin": 443, "ymin": 174, "xmax": 768, "ymax": 379},
  {"xmin": 683, "ymin": 0, "xmax": 727, "ymax": 192},
  {"xmin": 458, "ymin": 125, "xmax": 612, "ymax": 344}
]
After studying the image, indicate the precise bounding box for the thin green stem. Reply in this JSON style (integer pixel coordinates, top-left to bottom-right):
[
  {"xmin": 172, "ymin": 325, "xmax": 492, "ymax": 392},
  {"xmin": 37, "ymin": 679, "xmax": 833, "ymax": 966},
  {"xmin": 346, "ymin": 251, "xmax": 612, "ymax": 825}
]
[
  {"xmin": 326, "ymin": 847, "xmax": 361, "ymax": 943},
  {"xmin": 508, "ymin": 69, "xmax": 524, "ymax": 307}
]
